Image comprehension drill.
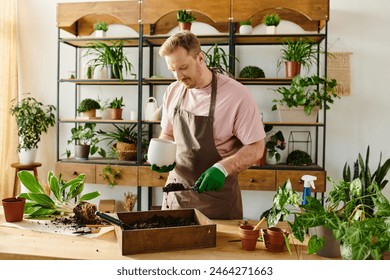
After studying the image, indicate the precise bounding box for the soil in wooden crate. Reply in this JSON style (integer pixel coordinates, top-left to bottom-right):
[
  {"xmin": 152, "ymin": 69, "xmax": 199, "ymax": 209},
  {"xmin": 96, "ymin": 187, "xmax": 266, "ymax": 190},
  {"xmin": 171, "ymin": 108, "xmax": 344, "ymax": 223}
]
[{"xmin": 128, "ymin": 214, "xmax": 197, "ymax": 229}]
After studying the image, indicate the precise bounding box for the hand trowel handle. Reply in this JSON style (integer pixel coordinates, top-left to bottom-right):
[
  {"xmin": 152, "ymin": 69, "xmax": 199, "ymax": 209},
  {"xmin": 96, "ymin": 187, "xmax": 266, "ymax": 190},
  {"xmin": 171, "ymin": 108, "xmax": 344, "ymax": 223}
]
[{"xmin": 95, "ymin": 211, "xmax": 129, "ymax": 229}]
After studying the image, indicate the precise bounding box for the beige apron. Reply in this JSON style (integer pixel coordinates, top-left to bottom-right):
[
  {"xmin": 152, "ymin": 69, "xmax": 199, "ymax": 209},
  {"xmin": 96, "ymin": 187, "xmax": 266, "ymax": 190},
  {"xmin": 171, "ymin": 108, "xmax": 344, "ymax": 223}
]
[{"xmin": 163, "ymin": 71, "xmax": 243, "ymax": 219}]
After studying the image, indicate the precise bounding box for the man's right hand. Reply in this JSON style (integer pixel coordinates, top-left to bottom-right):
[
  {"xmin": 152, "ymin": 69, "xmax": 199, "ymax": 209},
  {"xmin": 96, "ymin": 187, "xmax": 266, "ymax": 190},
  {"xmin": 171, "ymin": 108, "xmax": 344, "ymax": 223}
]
[{"xmin": 151, "ymin": 162, "xmax": 176, "ymax": 173}]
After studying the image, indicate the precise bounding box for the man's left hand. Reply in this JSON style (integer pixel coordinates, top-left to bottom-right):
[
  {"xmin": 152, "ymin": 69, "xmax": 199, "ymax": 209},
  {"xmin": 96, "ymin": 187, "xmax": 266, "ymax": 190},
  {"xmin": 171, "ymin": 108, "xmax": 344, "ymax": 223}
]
[{"xmin": 195, "ymin": 167, "xmax": 225, "ymax": 192}]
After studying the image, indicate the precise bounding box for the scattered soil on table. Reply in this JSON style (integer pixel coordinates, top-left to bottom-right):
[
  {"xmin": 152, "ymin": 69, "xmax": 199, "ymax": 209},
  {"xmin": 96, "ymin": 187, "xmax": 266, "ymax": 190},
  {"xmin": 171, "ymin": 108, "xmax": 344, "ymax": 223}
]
[{"xmin": 128, "ymin": 214, "xmax": 197, "ymax": 229}]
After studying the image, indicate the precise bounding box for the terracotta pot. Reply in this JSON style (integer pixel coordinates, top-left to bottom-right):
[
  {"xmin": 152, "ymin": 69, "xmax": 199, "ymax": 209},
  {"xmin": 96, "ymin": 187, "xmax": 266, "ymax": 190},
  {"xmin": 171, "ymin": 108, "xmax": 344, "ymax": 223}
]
[
  {"xmin": 83, "ymin": 109, "xmax": 96, "ymax": 118},
  {"xmin": 2, "ymin": 197, "xmax": 26, "ymax": 222},
  {"xmin": 107, "ymin": 108, "xmax": 123, "ymax": 120},
  {"xmin": 179, "ymin": 22, "xmax": 192, "ymax": 31},
  {"xmin": 285, "ymin": 61, "xmax": 301, "ymax": 78},
  {"xmin": 239, "ymin": 225, "xmax": 260, "ymax": 251},
  {"xmin": 263, "ymin": 227, "xmax": 289, "ymax": 252}
]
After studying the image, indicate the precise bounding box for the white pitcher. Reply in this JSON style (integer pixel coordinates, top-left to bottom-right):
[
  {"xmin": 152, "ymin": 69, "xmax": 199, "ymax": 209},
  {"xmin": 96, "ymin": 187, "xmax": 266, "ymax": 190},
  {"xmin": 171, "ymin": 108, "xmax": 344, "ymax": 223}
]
[{"xmin": 144, "ymin": 97, "xmax": 162, "ymax": 121}]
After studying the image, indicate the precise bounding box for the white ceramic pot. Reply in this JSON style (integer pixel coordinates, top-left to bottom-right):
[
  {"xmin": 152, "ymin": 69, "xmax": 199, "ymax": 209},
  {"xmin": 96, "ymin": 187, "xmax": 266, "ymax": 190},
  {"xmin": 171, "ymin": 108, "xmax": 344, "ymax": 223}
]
[
  {"xmin": 147, "ymin": 138, "xmax": 176, "ymax": 167},
  {"xmin": 95, "ymin": 30, "xmax": 106, "ymax": 38},
  {"xmin": 93, "ymin": 65, "xmax": 108, "ymax": 79},
  {"xmin": 19, "ymin": 148, "xmax": 37, "ymax": 165},
  {"xmin": 266, "ymin": 26, "xmax": 277, "ymax": 34},
  {"xmin": 266, "ymin": 151, "xmax": 278, "ymax": 165},
  {"xmin": 239, "ymin": 25, "xmax": 253, "ymax": 35}
]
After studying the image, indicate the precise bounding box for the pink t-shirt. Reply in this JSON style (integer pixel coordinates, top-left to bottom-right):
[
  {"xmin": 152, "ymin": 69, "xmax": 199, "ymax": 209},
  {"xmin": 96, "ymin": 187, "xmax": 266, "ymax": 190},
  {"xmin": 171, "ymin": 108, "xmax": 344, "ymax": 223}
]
[{"xmin": 161, "ymin": 73, "xmax": 266, "ymax": 158}]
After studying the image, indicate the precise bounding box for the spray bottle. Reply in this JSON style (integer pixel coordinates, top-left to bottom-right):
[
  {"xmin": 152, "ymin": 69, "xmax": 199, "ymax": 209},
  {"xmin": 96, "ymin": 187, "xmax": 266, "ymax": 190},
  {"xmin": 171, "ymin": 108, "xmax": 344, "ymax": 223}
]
[{"xmin": 301, "ymin": 175, "xmax": 317, "ymax": 206}]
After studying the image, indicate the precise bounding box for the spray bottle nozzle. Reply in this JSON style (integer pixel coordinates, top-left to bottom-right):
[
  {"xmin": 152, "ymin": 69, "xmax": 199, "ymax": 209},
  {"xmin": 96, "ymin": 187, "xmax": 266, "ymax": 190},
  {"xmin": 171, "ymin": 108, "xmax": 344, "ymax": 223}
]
[{"xmin": 301, "ymin": 175, "xmax": 317, "ymax": 189}]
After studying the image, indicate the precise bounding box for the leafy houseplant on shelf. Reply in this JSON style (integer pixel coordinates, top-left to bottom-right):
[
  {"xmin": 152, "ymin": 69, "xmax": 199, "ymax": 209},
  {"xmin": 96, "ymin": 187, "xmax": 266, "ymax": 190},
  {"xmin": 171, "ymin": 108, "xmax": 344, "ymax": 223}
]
[
  {"xmin": 77, "ymin": 98, "xmax": 101, "ymax": 118},
  {"xmin": 203, "ymin": 43, "xmax": 238, "ymax": 77},
  {"xmin": 272, "ymin": 74, "xmax": 338, "ymax": 122},
  {"xmin": 107, "ymin": 96, "xmax": 125, "ymax": 120},
  {"xmin": 66, "ymin": 123, "xmax": 106, "ymax": 160},
  {"xmin": 17, "ymin": 170, "xmax": 100, "ymax": 218},
  {"xmin": 10, "ymin": 96, "xmax": 56, "ymax": 164},
  {"xmin": 262, "ymin": 13, "xmax": 280, "ymax": 34},
  {"xmin": 265, "ymin": 130, "xmax": 286, "ymax": 165},
  {"xmin": 98, "ymin": 124, "xmax": 148, "ymax": 161},
  {"xmin": 177, "ymin": 10, "xmax": 196, "ymax": 31},
  {"xmin": 239, "ymin": 65, "xmax": 265, "ymax": 79},
  {"xmin": 85, "ymin": 41, "xmax": 133, "ymax": 81},
  {"xmin": 93, "ymin": 21, "xmax": 108, "ymax": 37},
  {"xmin": 277, "ymin": 38, "xmax": 319, "ymax": 78}
]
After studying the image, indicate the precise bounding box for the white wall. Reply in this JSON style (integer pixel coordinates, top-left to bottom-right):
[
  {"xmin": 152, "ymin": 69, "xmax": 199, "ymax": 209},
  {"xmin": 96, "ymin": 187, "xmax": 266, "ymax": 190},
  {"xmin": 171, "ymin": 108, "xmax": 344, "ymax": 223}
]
[{"xmin": 17, "ymin": 0, "xmax": 390, "ymax": 219}]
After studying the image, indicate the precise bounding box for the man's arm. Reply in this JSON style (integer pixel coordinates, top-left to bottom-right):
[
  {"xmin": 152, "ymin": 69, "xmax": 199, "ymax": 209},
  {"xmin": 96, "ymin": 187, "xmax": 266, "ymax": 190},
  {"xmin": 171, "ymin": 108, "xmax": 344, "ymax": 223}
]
[{"xmin": 219, "ymin": 139, "xmax": 265, "ymax": 176}]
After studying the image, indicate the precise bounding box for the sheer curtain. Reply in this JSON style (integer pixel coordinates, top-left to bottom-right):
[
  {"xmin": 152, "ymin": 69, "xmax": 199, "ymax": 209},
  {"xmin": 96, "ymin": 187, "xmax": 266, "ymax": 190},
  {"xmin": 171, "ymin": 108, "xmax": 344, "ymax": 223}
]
[{"xmin": 0, "ymin": 0, "xmax": 19, "ymax": 200}]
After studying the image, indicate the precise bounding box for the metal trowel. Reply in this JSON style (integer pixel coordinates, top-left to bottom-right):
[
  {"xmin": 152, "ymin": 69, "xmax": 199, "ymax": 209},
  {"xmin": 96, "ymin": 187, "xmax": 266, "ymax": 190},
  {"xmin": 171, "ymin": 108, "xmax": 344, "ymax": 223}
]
[{"xmin": 95, "ymin": 211, "xmax": 133, "ymax": 230}]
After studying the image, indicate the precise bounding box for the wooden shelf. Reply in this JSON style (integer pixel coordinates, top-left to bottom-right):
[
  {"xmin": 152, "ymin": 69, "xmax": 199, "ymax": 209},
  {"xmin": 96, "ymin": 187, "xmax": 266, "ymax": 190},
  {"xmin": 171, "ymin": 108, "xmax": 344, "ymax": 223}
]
[
  {"xmin": 59, "ymin": 37, "xmax": 140, "ymax": 48},
  {"xmin": 60, "ymin": 79, "xmax": 139, "ymax": 85}
]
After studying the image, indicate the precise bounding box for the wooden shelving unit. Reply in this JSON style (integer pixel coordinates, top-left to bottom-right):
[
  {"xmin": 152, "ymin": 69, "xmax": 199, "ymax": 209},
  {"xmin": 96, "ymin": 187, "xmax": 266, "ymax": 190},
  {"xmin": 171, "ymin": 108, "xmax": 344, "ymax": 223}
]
[{"xmin": 55, "ymin": 0, "xmax": 330, "ymax": 210}]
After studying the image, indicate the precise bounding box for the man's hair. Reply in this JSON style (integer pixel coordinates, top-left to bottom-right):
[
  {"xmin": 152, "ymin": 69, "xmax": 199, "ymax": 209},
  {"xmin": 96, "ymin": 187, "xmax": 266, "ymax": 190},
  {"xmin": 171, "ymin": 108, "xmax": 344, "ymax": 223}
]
[{"xmin": 159, "ymin": 31, "xmax": 201, "ymax": 58}]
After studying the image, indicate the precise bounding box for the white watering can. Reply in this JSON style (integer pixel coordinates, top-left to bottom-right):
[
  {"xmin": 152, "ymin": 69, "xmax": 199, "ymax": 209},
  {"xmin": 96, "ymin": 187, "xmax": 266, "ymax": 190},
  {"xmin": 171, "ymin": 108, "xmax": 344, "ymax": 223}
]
[{"xmin": 144, "ymin": 97, "xmax": 162, "ymax": 121}]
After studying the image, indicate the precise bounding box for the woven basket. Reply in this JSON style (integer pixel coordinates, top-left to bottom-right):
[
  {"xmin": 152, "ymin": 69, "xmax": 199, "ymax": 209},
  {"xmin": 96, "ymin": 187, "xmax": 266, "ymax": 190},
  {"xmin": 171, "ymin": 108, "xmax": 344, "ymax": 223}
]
[{"xmin": 114, "ymin": 142, "xmax": 137, "ymax": 161}]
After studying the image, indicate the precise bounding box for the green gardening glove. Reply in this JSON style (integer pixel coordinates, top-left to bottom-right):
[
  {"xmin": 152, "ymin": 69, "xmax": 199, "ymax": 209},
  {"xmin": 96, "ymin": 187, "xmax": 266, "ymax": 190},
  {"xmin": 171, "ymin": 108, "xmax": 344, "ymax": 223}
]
[
  {"xmin": 195, "ymin": 167, "xmax": 225, "ymax": 193},
  {"xmin": 151, "ymin": 162, "xmax": 176, "ymax": 173},
  {"xmin": 145, "ymin": 154, "xmax": 176, "ymax": 173}
]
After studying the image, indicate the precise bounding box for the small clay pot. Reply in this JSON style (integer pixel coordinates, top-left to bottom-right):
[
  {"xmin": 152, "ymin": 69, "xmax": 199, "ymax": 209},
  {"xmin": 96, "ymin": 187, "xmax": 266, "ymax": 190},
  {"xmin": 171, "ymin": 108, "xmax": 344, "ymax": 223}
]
[
  {"xmin": 2, "ymin": 197, "xmax": 26, "ymax": 222},
  {"xmin": 262, "ymin": 227, "xmax": 289, "ymax": 252},
  {"xmin": 239, "ymin": 225, "xmax": 260, "ymax": 251}
]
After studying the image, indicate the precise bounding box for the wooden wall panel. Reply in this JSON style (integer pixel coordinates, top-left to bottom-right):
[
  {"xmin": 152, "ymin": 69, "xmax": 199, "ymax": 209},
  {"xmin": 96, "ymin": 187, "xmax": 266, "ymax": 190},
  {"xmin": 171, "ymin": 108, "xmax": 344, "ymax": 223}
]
[
  {"xmin": 232, "ymin": 0, "xmax": 329, "ymax": 31},
  {"xmin": 141, "ymin": 0, "xmax": 231, "ymax": 24},
  {"xmin": 56, "ymin": 1, "xmax": 139, "ymax": 36}
]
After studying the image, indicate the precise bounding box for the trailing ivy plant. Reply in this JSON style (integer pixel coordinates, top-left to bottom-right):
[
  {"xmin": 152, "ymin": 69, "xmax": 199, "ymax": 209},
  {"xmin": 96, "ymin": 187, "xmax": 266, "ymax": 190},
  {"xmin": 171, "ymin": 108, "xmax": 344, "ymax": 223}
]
[
  {"xmin": 10, "ymin": 96, "xmax": 56, "ymax": 152},
  {"xmin": 17, "ymin": 170, "xmax": 100, "ymax": 217},
  {"xmin": 100, "ymin": 164, "xmax": 121, "ymax": 188}
]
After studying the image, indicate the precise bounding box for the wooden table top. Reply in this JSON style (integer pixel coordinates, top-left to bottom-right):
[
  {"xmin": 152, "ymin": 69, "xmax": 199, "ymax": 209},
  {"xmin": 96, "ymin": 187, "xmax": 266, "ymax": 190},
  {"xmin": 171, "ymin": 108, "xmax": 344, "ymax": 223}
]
[{"xmin": 0, "ymin": 207, "xmax": 328, "ymax": 260}]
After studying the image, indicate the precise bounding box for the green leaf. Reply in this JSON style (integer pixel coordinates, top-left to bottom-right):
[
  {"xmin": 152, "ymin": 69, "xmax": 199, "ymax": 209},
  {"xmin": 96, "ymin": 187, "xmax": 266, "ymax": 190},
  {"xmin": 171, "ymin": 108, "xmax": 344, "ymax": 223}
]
[
  {"xmin": 17, "ymin": 170, "xmax": 45, "ymax": 193},
  {"xmin": 27, "ymin": 193, "xmax": 55, "ymax": 208},
  {"xmin": 307, "ymin": 235, "xmax": 325, "ymax": 254},
  {"xmin": 48, "ymin": 171, "xmax": 62, "ymax": 202},
  {"xmin": 79, "ymin": 191, "xmax": 101, "ymax": 201}
]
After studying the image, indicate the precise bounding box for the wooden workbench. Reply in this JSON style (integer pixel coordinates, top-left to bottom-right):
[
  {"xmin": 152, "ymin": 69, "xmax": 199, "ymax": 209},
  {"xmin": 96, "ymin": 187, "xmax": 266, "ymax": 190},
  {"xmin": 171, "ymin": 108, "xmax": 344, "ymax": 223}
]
[{"xmin": 0, "ymin": 207, "xmax": 328, "ymax": 260}]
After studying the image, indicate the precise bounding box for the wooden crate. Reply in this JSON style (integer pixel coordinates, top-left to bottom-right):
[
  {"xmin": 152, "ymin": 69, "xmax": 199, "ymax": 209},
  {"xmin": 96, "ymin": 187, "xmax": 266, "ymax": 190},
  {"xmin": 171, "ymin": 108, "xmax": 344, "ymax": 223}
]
[{"xmin": 115, "ymin": 209, "xmax": 216, "ymax": 255}]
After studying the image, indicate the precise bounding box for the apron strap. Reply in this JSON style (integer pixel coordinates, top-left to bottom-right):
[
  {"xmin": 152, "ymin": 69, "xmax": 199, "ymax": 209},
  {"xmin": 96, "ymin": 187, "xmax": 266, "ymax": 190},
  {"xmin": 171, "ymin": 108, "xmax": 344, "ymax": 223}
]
[{"xmin": 174, "ymin": 69, "xmax": 218, "ymax": 118}]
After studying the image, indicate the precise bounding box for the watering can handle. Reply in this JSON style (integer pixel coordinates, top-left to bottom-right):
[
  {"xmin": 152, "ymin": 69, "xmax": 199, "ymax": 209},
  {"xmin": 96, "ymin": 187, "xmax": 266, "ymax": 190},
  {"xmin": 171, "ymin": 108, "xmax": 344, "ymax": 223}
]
[{"xmin": 145, "ymin": 97, "xmax": 157, "ymax": 104}]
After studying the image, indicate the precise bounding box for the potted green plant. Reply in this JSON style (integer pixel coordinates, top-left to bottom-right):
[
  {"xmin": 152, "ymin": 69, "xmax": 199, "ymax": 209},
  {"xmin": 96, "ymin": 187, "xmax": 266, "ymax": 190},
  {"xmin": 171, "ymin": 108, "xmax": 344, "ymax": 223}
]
[
  {"xmin": 66, "ymin": 123, "xmax": 106, "ymax": 160},
  {"xmin": 107, "ymin": 96, "xmax": 125, "ymax": 120},
  {"xmin": 265, "ymin": 130, "xmax": 286, "ymax": 164},
  {"xmin": 272, "ymin": 74, "xmax": 338, "ymax": 122},
  {"xmin": 277, "ymin": 38, "xmax": 319, "ymax": 78},
  {"xmin": 238, "ymin": 65, "xmax": 265, "ymax": 79},
  {"xmin": 98, "ymin": 124, "xmax": 148, "ymax": 161},
  {"xmin": 262, "ymin": 13, "xmax": 280, "ymax": 34},
  {"xmin": 239, "ymin": 20, "xmax": 253, "ymax": 35},
  {"xmin": 85, "ymin": 41, "xmax": 133, "ymax": 81},
  {"xmin": 10, "ymin": 96, "xmax": 56, "ymax": 164},
  {"xmin": 77, "ymin": 98, "xmax": 101, "ymax": 118},
  {"xmin": 17, "ymin": 170, "xmax": 100, "ymax": 217},
  {"xmin": 286, "ymin": 150, "xmax": 313, "ymax": 166},
  {"xmin": 177, "ymin": 10, "xmax": 196, "ymax": 31},
  {"xmin": 203, "ymin": 43, "xmax": 238, "ymax": 77},
  {"xmin": 93, "ymin": 21, "xmax": 108, "ymax": 37},
  {"xmin": 265, "ymin": 146, "xmax": 390, "ymax": 260}
]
